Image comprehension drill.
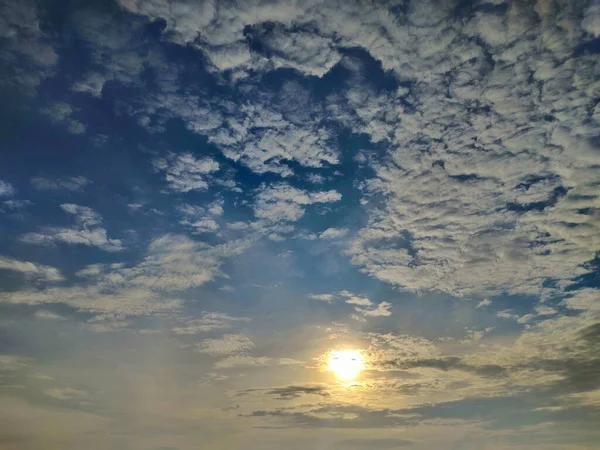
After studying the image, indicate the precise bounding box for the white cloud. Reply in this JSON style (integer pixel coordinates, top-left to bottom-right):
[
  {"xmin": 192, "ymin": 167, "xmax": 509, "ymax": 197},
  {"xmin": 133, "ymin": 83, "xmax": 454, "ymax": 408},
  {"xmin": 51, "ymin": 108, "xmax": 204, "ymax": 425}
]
[
  {"xmin": 21, "ymin": 204, "xmax": 123, "ymax": 252},
  {"xmin": 361, "ymin": 301, "xmax": 392, "ymax": 317},
  {"xmin": 0, "ymin": 180, "xmax": 15, "ymax": 197},
  {"xmin": 253, "ymin": 183, "xmax": 341, "ymax": 223},
  {"xmin": 476, "ymin": 299, "xmax": 491, "ymax": 309},
  {"xmin": 34, "ymin": 310, "xmax": 66, "ymax": 321},
  {"xmin": 112, "ymin": 0, "xmax": 596, "ymax": 303},
  {"xmin": 0, "ymin": 256, "xmax": 64, "ymax": 282},
  {"xmin": 306, "ymin": 173, "xmax": 326, "ymax": 184},
  {"xmin": 31, "ymin": 176, "xmax": 90, "ymax": 192},
  {"xmin": 336, "ymin": 290, "xmax": 392, "ymax": 319},
  {"xmin": 309, "ymin": 294, "xmax": 335, "ymax": 303},
  {"xmin": 319, "ymin": 228, "xmax": 348, "ymax": 239},
  {"xmin": 153, "ymin": 152, "xmax": 219, "ymax": 192},
  {"xmin": 496, "ymin": 310, "xmax": 519, "ymax": 320},
  {"xmin": 344, "ymin": 296, "xmax": 372, "ymax": 307},
  {"xmin": 365, "ymin": 332, "xmax": 441, "ymax": 366},
  {"xmin": 2, "ymin": 234, "xmax": 251, "ymax": 318},
  {"xmin": 561, "ymin": 289, "xmax": 600, "ymax": 312}
]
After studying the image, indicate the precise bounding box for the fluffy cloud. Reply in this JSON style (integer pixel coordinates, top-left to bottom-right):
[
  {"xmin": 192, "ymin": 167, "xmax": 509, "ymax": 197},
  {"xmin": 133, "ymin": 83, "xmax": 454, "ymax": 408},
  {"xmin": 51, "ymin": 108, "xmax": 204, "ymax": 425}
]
[
  {"xmin": 319, "ymin": 228, "xmax": 348, "ymax": 239},
  {"xmin": 153, "ymin": 152, "xmax": 219, "ymax": 192},
  {"xmin": 21, "ymin": 204, "xmax": 123, "ymax": 252},
  {"xmin": 336, "ymin": 290, "xmax": 392, "ymax": 319},
  {"xmin": 309, "ymin": 294, "xmax": 335, "ymax": 303},
  {"xmin": 0, "ymin": 256, "xmax": 64, "ymax": 282},
  {"xmin": 177, "ymin": 203, "xmax": 221, "ymax": 234},
  {"xmin": 2, "ymin": 234, "xmax": 250, "ymax": 317},
  {"xmin": 254, "ymin": 183, "xmax": 341, "ymax": 223},
  {"xmin": 476, "ymin": 299, "xmax": 491, "ymax": 309},
  {"xmin": 115, "ymin": 0, "xmax": 600, "ymax": 301}
]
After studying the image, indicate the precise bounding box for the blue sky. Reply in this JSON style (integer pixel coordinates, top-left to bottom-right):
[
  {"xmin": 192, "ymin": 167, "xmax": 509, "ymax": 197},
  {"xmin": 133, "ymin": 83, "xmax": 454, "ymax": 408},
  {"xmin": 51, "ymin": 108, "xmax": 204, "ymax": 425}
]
[{"xmin": 0, "ymin": 0, "xmax": 599, "ymax": 449}]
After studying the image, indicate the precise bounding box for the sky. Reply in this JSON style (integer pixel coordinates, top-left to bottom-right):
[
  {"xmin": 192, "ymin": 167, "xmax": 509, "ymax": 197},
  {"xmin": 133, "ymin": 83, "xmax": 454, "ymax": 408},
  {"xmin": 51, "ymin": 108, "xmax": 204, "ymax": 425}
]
[{"xmin": 0, "ymin": 0, "xmax": 599, "ymax": 448}]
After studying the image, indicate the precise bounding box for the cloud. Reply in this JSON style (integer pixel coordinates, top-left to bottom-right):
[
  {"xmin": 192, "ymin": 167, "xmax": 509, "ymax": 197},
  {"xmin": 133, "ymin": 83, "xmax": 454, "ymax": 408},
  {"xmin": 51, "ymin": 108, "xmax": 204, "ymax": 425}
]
[
  {"xmin": 176, "ymin": 204, "xmax": 221, "ymax": 234},
  {"xmin": 341, "ymin": 292, "xmax": 372, "ymax": 307},
  {"xmin": 319, "ymin": 228, "xmax": 348, "ymax": 239},
  {"xmin": 31, "ymin": 176, "xmax": 90, "ymax": 192},
  {"xmin": 214, "ymin": 355, "xmax": 271, "ymax": 369},
  {"xmin": 172, "ymin": 312, "xmax": 251, "ymax": 335},
  {"xmin": 40, "ymin": 103, "xmax": 86, "ymax": 134},
  {"xmin": 153, "ymin": 152, "xmax": 219, "ymax": 192},
  {"xmin": 309, "ymin": 294, "xmax": 335, "ymax": 303},
  {"xmin": 195, "ymin": 334, "xmax": 254, "ymax": 356},
  {"xmin": 337, "ymin": 2, "xmax": 600, "ymax": 301},
  {"xmin": 71, "ymin": 72, "xmax": 106, "ymax": 97},
  {"xmin": 497, "ymin": 310, "xmax": 519, "ymax": 320},
  {"xmin": 2, "ymin": 234, "xmax": 250, "ymax": 317},
  {"xmin": 34, "ymin": 310, "xmax": 66, "ymax": 321},
  {"xmin": 361, "ymin": 301, "xmax": 392, "ymax": 318},
  {"xmin": 0, "ymin": 256, "xmax": 64, "ymax": 282},
  {"xmin": 240, "ymin": 385, "xmax": 329, "ymax": 400},
  {"xmin": 476, "ymin": 299, "xmax": 491, "ymax": 308},
  {"xmin": 0, "ymin": 180, "xmax": 15, "ymax": 197},
  {"xmin": 336, "ymin": 291, "xmax": 392, "ymax": 319},
  {"xmin": 332, "ymin": 438, "xmax": 413, "ymax": 449},
  {"xmin": 43, "ymin": 388, "xmax": 88, "ymax": 401},
  {"xmin": 21, "ymin": 204, "xmax": 123, "ymax": 252},
  {"xmin": 561, "ymin": 289, "xmax": 600, "ymax": 312},
  {"xmin": 0, "ymin": 0, "xmax": 57, "ymax": 94},
  {"xmin": 253, "ymin": 183, "xmax": 341, "ymax": 223},
  {"xmin": 365, "ymin": 332, "xmax": 441, "ymax": 367}
]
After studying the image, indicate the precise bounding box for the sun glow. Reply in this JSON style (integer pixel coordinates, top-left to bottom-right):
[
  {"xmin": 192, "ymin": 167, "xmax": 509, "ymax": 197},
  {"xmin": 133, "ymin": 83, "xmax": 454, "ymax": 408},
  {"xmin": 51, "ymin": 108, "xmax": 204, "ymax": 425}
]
[{"xmin": 327, "ymin": 349, "xmax": 364, "ymax": 381}]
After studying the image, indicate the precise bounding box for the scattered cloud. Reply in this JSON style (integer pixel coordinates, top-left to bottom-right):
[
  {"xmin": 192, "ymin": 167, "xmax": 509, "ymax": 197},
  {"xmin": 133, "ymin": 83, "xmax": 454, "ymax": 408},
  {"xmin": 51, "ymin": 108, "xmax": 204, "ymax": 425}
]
[
  {"xmin": 476, "ymin": 299, "xmax": 491, "ymax": 308},
  {"xmin": 309, "ymin": 294, "xmax": 335, "ymax": 303},
  {"xmin": 31, "ymin": 176, "xmax": 90, "ymax": 192},
  {"xmin": 2, "ymin": 234, "xmax": 251, "ymax": 317},
  {"xmin": 172, "ymin": 312, "xmax": 251, "ymax": 335},
  {"xmin": 319, "ymin": 228, "xmax": 348, "ymax": 240},
  {"xmin": 34, "ymin": 310, "xmax": 66, "ymax": 321},
  {"xmin": 214, "ymin": 355, "xmax": 271, "ymax": 369},
  {"xmin": 153, "ymin": 152, "xmax": 219, "ymax": 192},
  {"xmin": 0, "ymin": 0, "xmax": 57, "ymax": 94},
  {"xmin": 0, "ymin": 256, "xmax": 64, "ymax": 282},
  {"xmin": 195, "ymin": 334, "xmax": 254, "ymax": 356},
  {"xmin": 253, "ymin": 183, "xmax": 341, "ymax": 223},
  {"xmin": 43, "ymin": 388, "xmax": 88, "ymax": 401},
  {"xmin": 0, "ymin": 180, "xmax": 15, "ymax": 197},
  {"xmin": 21, "ymin": 204, "xmax": 123, "ymax": 252},
  {"xmin": 40, "ymin": 103, "xmax": 86, "ymax": 134}
]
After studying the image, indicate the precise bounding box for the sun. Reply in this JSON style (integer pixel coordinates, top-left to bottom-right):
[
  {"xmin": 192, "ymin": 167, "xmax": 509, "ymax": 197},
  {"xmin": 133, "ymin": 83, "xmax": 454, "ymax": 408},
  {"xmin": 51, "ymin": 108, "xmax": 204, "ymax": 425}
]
[{"xmin": 327, "ymin": 349, "xmax": 364, "ymax": 381}]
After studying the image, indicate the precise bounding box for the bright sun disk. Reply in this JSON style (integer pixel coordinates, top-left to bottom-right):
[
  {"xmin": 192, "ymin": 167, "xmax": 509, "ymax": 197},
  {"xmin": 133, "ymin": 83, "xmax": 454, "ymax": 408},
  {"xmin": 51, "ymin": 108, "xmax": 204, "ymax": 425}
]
[{"xmin": 328, "ymin": 349, "xmax": 364, "ymax": 381}]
